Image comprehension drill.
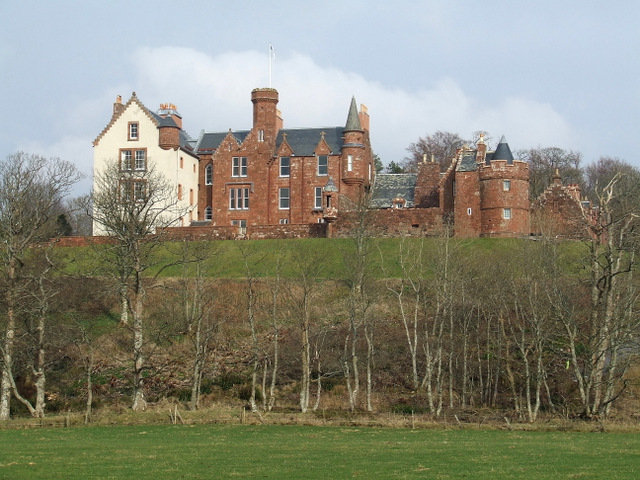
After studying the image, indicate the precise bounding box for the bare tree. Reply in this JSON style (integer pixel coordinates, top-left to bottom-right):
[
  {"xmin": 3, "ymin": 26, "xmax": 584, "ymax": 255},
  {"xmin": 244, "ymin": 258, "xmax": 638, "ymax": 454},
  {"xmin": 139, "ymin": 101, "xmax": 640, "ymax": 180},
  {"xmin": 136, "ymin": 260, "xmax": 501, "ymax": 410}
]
[
  {"xmin": 263, "ymin": 254, "xmax": 284, "ymax": 412},
  {"xmin": 404, "ymin": 131, "xmax": 467, "ymax": 172},
  {"xmin": 91, "ymin": 160, "xmax": 184, "ymax": 411},
  {"xmin": 340, "ymin": 193, "xmax": 377, "ymax": 411},
  {"xmin": 288, "ymin": 245, "xmax": 324, "ymax": 413},
  {"xmin": 563, "ymin": 173, "xmax": 640, "ymax": 417},
  {"xmin": 518, "ymin": 147, "xmax": 583, "ymax": 199},
  {"xmin": 0, "ymin": 152, "xmax": 82, "ymax": 420}
]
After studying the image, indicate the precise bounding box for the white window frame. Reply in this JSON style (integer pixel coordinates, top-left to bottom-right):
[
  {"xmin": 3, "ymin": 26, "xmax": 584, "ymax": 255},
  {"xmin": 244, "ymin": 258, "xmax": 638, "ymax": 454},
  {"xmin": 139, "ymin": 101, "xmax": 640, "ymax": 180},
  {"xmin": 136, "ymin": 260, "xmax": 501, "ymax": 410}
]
[
  {"xmin": 232, "ymin": 219, "xmax": 247, "ymax": 234},
  {"xmin": 232, "ymin": 157, "xmax": 247, "ymax": 177},
  {"xmin": 347, "ymin": 154, "xmax": 353, "ymax": 172},
  {"xmin": 314, "ymin": 186, "xmax": 323, "ymax": 209},
  {"xmin": 128, "ymin": 122, "xmax": 138, "ymax": 141},
  {"xmin": 503, "ymin": 180, "xmax": 511, "ymax": 191},
  {"xmin": 134, "ymin": 150, "xmax": 146, "ymax": 170},
  {"xmin": 317, "ymin": 155, "xmax": 328, "ymax": 176},
  {"xmin": 205, "ymin": 164, "xmax": 213, "ymax": 185},
  {"xmin": 503, "ymin": 208, "xmax": 512, "ymax": 220},
  {"xmin": 204, "ymin": 206, "xmax": 212, "ymax": 220},
  {"xmin": 280, "ymin": 157, "xmax": 290, "ymax": 177},
  {"xmin": 229, "ymin": 187, "xmax": 249, "ymax": 210},
  {"xmin": 279, "ymin": 218, "xmax": 289, "ymax": 224},
  {"xmin": 279, "ymin": 187, "xmax": 290, "ymax": 209},
  {"xmin": 120, "ymin": 150, "xmax": 132, "ymax": 171}
]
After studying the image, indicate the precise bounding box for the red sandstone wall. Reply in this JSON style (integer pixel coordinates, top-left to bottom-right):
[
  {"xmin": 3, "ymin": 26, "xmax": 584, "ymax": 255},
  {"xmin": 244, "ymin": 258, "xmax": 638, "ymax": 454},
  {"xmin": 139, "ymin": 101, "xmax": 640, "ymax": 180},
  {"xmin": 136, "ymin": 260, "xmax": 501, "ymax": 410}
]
[{"xmin": 478, "ymin": 160, "xmax": 530, "ymax": 237}]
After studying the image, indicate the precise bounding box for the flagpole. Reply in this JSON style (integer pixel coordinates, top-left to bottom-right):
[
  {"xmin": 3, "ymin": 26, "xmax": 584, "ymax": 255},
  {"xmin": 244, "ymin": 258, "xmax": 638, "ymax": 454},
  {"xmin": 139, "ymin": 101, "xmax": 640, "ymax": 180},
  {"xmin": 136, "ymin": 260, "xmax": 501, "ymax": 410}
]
[{"xmin": 268, "ymin": 43, "xmax": 272, "ymax": 88}]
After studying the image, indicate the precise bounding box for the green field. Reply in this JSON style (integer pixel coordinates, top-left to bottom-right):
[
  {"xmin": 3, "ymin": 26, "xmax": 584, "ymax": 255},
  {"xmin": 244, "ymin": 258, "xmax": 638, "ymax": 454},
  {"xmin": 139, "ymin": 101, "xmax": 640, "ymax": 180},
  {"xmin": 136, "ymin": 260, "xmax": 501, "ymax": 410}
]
[{"xmin": 0, "ymin": 424, "xmax": 638, "ymax": 479}]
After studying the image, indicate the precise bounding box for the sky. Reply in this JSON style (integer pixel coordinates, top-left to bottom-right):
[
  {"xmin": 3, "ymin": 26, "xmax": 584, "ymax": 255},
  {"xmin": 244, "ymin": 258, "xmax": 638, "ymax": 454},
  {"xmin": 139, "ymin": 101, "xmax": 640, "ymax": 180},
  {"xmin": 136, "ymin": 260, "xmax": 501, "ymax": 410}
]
[{"xmin": 1, "ymin": 0, "xmax": 639, "ymax": 196}]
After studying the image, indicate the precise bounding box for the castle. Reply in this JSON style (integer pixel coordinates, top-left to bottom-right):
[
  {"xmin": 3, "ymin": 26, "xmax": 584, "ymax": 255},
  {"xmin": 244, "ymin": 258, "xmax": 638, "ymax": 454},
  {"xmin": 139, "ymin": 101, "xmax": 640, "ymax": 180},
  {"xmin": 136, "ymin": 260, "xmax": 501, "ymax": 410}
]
[{"xmin": 93, "ymin": 87, "xmax": 536, "ymax": 239}]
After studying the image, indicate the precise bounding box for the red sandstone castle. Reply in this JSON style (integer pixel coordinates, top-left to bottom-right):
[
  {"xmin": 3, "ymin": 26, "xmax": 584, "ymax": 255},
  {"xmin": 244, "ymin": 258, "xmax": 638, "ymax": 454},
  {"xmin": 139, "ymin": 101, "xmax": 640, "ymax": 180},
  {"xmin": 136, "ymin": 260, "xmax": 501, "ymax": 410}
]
[{"xmin": 93, "ymin": 87, "xmax": 537, "ymax": 238}]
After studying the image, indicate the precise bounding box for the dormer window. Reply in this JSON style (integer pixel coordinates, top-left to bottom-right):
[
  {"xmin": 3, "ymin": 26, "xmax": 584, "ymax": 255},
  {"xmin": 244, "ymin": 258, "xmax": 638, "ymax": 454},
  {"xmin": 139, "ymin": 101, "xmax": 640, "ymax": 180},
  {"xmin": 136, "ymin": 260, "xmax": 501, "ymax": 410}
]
[
  {"xmin": 128, "ymin": 122, "xmax": 139, "ymax": 141},
  {"xmin": 392, "ymin": 197, "xmax": 405, "ymax": 209}
]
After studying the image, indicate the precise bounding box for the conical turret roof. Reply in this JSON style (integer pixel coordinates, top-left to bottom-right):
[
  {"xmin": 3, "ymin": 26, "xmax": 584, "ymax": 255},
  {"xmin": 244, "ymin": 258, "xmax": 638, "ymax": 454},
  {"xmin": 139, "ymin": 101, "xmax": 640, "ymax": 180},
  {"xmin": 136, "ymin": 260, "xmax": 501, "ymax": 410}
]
[
  {"xmin": 493, "ymin": 135, "xmax": 514, "ymax": 164},
  {"xmin": 344, "ymin": 96, "xmax": 362, "ymax": 131}
]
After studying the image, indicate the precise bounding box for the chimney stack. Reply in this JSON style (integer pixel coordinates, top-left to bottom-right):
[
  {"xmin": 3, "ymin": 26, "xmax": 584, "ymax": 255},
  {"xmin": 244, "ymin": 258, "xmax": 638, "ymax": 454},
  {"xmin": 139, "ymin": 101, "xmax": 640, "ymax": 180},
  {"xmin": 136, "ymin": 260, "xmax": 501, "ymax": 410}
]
[{"xmin": 113, "ymin": 95, "xmax": 124, "ymax": 117}]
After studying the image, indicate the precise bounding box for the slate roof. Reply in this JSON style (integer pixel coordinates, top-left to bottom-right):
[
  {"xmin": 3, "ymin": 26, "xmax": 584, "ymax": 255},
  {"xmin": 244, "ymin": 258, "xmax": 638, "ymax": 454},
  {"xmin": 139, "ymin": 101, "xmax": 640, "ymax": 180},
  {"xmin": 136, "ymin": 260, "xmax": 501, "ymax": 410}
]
[
  {"xmin": 370, "ymin": 174, "xmax": 417, "ymax": 208},
  {"xmin": 345, "ymin": 97, "xmax": 362, "ymax": 131},
  {"xmin": 492, "ymin": 135, "xmax": 514, "ymax": 164},
  {"xmin": 456, "ymin": 152, "xmax": 478, "ymax": 172},
  {"xmin": 147, "ymin": 110, "xmax": 197, "ymax": 156},
  {"xmin": 196, "ymin": 130, "xmax": 251, "ymax": 154},
  {"xmin": 277, "ymin": 127, "xmax": 344, "ymax": 156}
]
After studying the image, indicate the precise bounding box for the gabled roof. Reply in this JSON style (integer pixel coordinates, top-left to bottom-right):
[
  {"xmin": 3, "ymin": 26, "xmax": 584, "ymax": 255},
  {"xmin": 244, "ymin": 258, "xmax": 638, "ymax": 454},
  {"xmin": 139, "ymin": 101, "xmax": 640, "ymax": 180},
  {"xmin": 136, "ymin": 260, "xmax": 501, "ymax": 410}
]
[
  {"xmin": 93, "ymin": 93, "xmax": 196, "ymax": 156},
  {"xmin": 370, "ymin": 173, "xmax": 418, "ymax": 208},
  {"xmin": 93, "ymin": 93, "xmax": 158, "ymax": 146},
  {"xmin": 196, "ymin": 130, "xmax": 251, "ymax": 154},
  {"xmin": 276, "ymin": 127, "xmax": 344, "ymax": 156}
]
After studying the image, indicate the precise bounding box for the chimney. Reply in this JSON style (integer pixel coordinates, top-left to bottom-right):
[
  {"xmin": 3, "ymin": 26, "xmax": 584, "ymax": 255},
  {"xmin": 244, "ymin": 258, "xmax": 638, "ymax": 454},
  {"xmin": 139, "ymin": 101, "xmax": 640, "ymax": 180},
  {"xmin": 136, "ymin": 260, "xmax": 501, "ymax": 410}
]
[
  {"xmin": 276, "ymin": 109, "xmax": 284, "ymax": 132},
  {"xmin": 113, "ymin": 95, "xmax": 124, "ymax": 117},
  {"xmin": 359, "ymin": 104, "xmax": 370, "ymax": 131},
  {"xmin": 158, "ymin": 103, "xmax": 183, "ymax": 129},
  {"xmin": 476, "ymin": 133, "xmax": 487, "ymax": 163}
]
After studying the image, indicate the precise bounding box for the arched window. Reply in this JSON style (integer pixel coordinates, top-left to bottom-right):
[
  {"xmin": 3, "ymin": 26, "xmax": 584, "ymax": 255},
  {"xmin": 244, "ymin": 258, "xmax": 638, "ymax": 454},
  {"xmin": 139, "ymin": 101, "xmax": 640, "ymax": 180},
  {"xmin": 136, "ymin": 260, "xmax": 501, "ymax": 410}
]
[
  {"xmin": 205, "ymin": 164, "xmax": 213, "ymax": 185},
  {"xmin": 204, "ymin": 206, "xmax": 212, "ymax": 221}
]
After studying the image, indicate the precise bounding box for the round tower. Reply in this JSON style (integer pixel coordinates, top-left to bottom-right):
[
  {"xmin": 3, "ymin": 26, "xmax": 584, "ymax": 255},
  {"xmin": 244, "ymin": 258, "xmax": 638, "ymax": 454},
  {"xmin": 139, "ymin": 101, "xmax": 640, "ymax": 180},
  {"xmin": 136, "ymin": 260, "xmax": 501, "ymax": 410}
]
[
  {"xmin": 479, "ymin": 136, "xmax": 530, "ymax": 237},
  {"xmin": 341, "ymin": 96, "xmax": 370, "ymax": 205},
  {"xmin": 251, "ymin": 88, "xmax": 279, "ymax": 140}
]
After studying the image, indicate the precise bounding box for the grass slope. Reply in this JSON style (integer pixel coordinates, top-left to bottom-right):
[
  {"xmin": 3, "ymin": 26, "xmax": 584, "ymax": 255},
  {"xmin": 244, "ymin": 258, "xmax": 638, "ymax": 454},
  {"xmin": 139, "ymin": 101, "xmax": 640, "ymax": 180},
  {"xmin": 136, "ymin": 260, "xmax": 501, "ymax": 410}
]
[{"xmin": 1, "ymin": 424, "xmax": 637, "ymax": 479}]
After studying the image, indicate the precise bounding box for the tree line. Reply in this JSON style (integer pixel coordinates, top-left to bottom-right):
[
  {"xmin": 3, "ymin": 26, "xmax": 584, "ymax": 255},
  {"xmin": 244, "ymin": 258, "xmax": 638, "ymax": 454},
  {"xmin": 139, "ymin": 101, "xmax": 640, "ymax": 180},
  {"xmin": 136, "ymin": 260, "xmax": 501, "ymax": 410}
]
[
  {"xmin": 1, "ymin": 151, "xmax": 639, "ymax": 423},
  {"xmin": 399, "ymin": 130, "xmax": 638, "ymax": 204}
]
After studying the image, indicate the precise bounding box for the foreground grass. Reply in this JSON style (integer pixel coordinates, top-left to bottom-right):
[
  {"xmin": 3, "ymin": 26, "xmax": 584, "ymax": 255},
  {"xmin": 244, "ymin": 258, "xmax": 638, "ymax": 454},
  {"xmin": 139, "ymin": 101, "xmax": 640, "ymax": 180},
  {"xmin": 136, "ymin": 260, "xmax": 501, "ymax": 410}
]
[{"xmin": 0, "ymin": 424, "xmax": 638, "ymax": 479}]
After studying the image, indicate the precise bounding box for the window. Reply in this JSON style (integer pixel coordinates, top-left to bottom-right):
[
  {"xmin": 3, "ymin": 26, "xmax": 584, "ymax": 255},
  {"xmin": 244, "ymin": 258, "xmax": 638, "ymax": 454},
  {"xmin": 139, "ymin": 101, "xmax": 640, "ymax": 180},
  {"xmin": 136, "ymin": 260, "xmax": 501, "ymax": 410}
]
[
  {"xmin": 279, "ymin": 218, "xmax": 289, "ymax": 224},
  {"xmin": 189, "ymin": 189, "xmax": 194, "ymax": 205},
  {"xmin": 120, "ymin": 179, "xmax": 146, "ymax": 203},
  {"xmin": 229, "ymin": 187, "xmax": 249, "ymax": 210},
  {"xmin": 177, "ymin": 184, "xmax": 183, "ymax": 200},
  {"xmin": 205, "ymin": 164, "xmax": 213, "ymax": 185},
  {"xmin": 120, "ymin": 149, "xmax": 146, "ymax": 171},
  {"xmin": 280, "ymin": 157, "xmax": 290, "ymax": 177},
  {"xmin": 134, "ymin": 181, "xmax": 146, "ymax": 202},
  {"xmin": 180, "ymin": 157, "xmax": 184, "ymax": 169},
  {"xmin": 232, "ymin": 157, "xmax": 247, "ymax": 177},
  {"xmin": 317, "ymin": 155, "xmax": 328, "ymax": 176},
  {"xmin": 121, "ymin": 150, "xmax": 132, "ymax": 170},
  {"xmin": 204, "ymin": 206, "xmax": 212, "ymax": 220},
  {"xmin": 347, "ymin": 154, "xmax": 353, "ymax": 172},
  {"xmin": 467, "ymin": 208, "xmax": 472, "ymax": 216},
  {"xmin": 279, "ymin": 188, "xmax": 290, "ymax": 209},
  {"xmin": 258, "ymin": 130, "xmax": 264, "ymax": 142},
  {"xmin": 503, "ymin": 180, "xmax": 511, "ymax": 191},
  {"xmin": 503, "ymin": 208, "xmax": 512, "ymax": 220},
  {"xmin": 134, "ymin": 150, "xmax": 146, "ymax": 170},
  {"xmin": 314, "ymin": 187, "xmax": 323, "ymax": 209},
  {"xmin": 232, "ymin": 219, "xmax": 247, "ymax": 234},
  {"xmin": 128, "ymin": 122, "xmax": 138, "ymax": 141}
]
